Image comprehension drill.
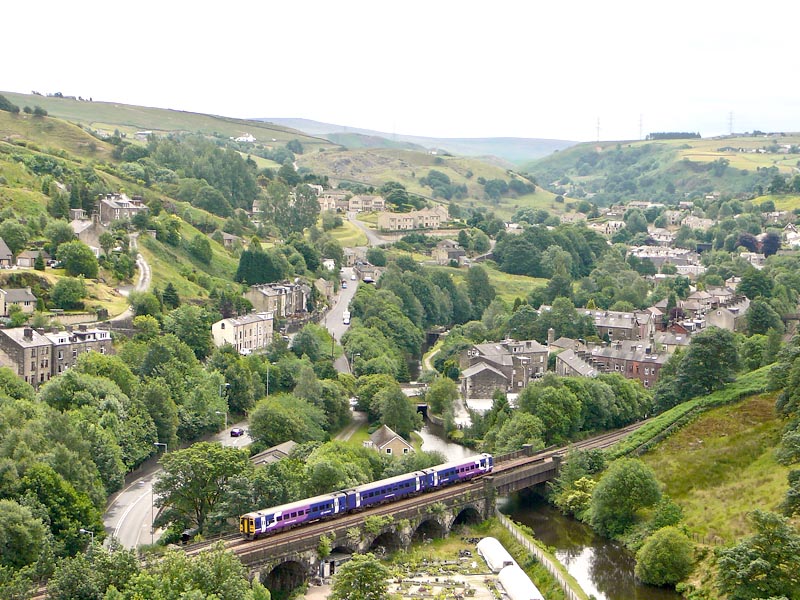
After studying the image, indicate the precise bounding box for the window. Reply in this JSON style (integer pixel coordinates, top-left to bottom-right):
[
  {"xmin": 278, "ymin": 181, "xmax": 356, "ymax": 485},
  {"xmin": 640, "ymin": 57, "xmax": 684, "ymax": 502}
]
[
  {"xmin": 385, "ymin": 448, "xmax": 392, "ymax": 454},
  {"xmin": 31, "ymin": 348, "xmax": 37, "ymax": 357},
  {"xmin": 403, "ymin": 448, "xmax": 409, "ymax": 454},
  {"xmin": 72, "ymin": 349, "xmax": 78, "ymax": 358},
  {"xmin": 57, "ymin": 350, "xmax": 63, "ymax": 360}
]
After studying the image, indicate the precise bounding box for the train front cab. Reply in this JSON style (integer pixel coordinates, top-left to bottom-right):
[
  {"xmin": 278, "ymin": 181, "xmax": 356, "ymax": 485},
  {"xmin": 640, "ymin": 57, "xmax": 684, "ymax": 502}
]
[{"xmin": 240, "ymin": 513, "xmax": 258, "ymax": 540}]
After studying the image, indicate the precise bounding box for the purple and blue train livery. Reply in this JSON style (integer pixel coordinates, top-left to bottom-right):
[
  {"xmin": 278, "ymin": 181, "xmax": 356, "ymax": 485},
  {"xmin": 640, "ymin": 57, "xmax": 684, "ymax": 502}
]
[{"xmin": 239, "ymin": 453, "xmax": 494, "ymax": 539}]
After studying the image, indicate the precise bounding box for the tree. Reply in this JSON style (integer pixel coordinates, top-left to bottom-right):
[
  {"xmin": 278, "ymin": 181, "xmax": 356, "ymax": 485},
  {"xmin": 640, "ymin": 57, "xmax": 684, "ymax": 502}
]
[
  {"xmin": 162, "ymin": 282, "xmax": 181, "ymax": 309},
  {"xmin": 249, "ymin": 394, "xmax": 327, "ymax": 447},
  {"xmin": 42, "ymin": 220, "xmax": 75, "ymax": 255},
  {"xmin": 590, "ymin": 458, "xmax": 662, "ymax": 536},
  {"xmin": 0, "ymin": 499, "xmax": 48, "ymax": 569},
  {"xmin": 0, "ymin": 220, "xmax": 29, "ymax": 255},
  {"xmin": 518, "ymin": 383, "xmax": 582, "ymax": 445},
  {"xmin": 51, "ymin": 276, "xmax": 87, "ymax": 309},
  {"xmin": 163, "ymin": 304, "xmax": 214, "ymax": 360},
  {"xmin": 366, "ymin": 247, "xmax": 387, "ymax": 267},
  {"xmin": 57, "ymin": 240, "xmax": 99, "ymax": 278},
  {"xmin": 34, "ymin": 251, "xmax": 46, "ymax": 271},
  {"xmin": 376, "ymin": 386, "xmax": 422, "ymax": 439},
  {"xmin": 153, "ymin": 442, "xmax": 251, "ymax": 533},
  {"xmin": 716, "ymin": 510, "xmax": 800, "ymax": 600},
  {"xmin": 746, "ymin": 297, "xmax": 784, "ymax": 335},
  {"xmin": 738, "ymin": 267, "xmax": 773, "ymax": 300},
  {"xmin": 122, "ymin": 543, "xmax": 256, "ymax": 600},
  {"xmin": 494, "ymin": 412, "xmax": 545, "ymax": 454},
  {"xmin": 99, "ymin": 232, "xmax": 116, "ymax": 257},
  {"xmin": 329, "ymin": 553, "xmax": 390, "ymax": 600},
  {"xmin": 425, "ymin": 377, "xmax": 458, "ymax": 417},
  {"xmin": 654, "ymin": 326, "xmax": 738, "ymax": 411},
  {"xmin": 635, "ymin": 526, "xmax": 694, "ymax": 587},
  {"xmin": 188, "ymin": 233, "xmax": 212, "ymax": 264},
  {"xmin": 465, "ymin": 265, "xmax": 495, "ymax": 319}
]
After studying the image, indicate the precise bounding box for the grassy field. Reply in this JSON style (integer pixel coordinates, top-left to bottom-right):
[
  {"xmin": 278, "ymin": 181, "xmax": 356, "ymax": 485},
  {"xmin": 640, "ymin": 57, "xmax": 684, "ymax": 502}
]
[
  {"xmin": 0, "ymin": 91, "xmax": 337, "ymax": 151},
  {"xmin": 326, "ymin": 218, "xmax": 368, "ymax": 247},
  {"xmin": 641, "ymin": 392, "xmax": 788, "ymax": 543},
  {"xmin": 428, "ymin": 263, "xmax": 547, "ymax": 304},
  {"xmin": 763, "ymin": 193, "xmax": 800, "ymax": 212},
  {"xmin": 0, "ymin": 110, "xmax": 116, "ymax": 161}
]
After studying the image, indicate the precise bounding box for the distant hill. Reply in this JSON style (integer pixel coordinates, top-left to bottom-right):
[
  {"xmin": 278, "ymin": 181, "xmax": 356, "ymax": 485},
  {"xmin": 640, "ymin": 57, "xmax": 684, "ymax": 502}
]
[
  {"xmin": 259, "ymin": 118, "xmax": 575, "ymax": 165},
  {"xmin": 523, "ymin": 134, "xmax": 800, "ymax": 206},
  {"xmin": 0, "ymin": 91, "xmax": 337, "ymax": 151}
]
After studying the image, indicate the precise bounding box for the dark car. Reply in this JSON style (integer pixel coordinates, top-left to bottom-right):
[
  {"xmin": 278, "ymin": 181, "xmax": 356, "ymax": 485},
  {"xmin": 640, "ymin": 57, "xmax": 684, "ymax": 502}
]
[{"xmin": 230, "ymin": 427, "xmax": 245, "ymax": 437}]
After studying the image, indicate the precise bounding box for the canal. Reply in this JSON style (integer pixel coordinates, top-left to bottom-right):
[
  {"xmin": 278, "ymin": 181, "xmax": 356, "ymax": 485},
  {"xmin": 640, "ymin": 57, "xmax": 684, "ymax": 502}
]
[{"xmin": 419, "ymin": 419, "xmax": 680, "ymax": 600}]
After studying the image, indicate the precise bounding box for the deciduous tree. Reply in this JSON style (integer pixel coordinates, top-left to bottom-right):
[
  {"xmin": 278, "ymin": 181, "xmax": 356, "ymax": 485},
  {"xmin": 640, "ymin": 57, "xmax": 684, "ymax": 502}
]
[
  {"xmin": 635, "ymin": 526, "xmax": 694, "ymax": 586},
  {"xmin": 590, "ymin": 458, "xmax": 661, "ymax": 536},
  {"xmin": 330, "ymin": 553, "xmax": 390, "ymax": 600},
  {"xmin": 153, "ymin": 443, "xmax": 251, "ymax": 533}
]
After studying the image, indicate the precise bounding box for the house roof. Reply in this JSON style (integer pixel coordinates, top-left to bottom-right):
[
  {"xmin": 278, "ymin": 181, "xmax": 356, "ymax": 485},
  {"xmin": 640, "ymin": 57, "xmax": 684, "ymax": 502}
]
[
  {"xmin": 16, "ymin": 249, "xmax": 50, "ymax": 260},
  {"xmin": 556, "ymin": 348, "xmax": 598, "ymax": 377},
  {"xmin": 251, "ymin": 440, "xmax": 297, "ymax": 466},
  {"xmin": 219, "ymin": 312, "xmax": 273, "ymax": 326},
  {"xmin": 461, "ymin": 362, "xmax": 508, "ymax": 380},
  {"xmin": 0, "ymin": 327, "xmax": 51, "ymax": 348},
  {"xmin": 0, "ymin": 238, "xmax": 12, "ymax": 258},
  {"xmin": 369, "ymin": 424, "xmax": 412, "ymax": 450},
  {"xmin": 4, "ymin": 288, "xmax": 36, "ymax": 303}
]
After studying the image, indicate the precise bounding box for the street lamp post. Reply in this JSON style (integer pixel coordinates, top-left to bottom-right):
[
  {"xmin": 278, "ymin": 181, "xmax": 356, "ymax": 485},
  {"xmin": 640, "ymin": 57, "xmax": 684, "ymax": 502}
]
[
  {"xmin": 350, "ymin": 351, "xmax": 361, "ymax": 374},
  {"xmin": 151, "ymin": 442, "xmax": 167, "ymax": 545},
  {"xmin": 266, "ymin": 361, "xmax": 275, "ymax": 397},
  {"xmin": 79, "ymin": 528, "xmax": 94, "ymax": 553}
]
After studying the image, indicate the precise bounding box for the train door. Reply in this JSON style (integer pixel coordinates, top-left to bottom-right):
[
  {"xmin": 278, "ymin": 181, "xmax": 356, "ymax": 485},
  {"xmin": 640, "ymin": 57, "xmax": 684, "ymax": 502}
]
[
  {"xmin": 334, "ymin": 496, "xmax": 340, "ymax": 514},
  {"xmin": 415, "ymin": 474, "xmax": 421, "ymax": 492},
  {"xmin": 355, "ymin": 491, "xmax": 361, "ymax": 508}
]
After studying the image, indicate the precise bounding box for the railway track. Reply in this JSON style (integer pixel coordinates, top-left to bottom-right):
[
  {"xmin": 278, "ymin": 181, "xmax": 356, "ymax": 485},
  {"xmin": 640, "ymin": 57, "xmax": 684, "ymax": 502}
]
[{"xmin": 224, "ymin": 419, "xmax": 648, "ymax": 561}]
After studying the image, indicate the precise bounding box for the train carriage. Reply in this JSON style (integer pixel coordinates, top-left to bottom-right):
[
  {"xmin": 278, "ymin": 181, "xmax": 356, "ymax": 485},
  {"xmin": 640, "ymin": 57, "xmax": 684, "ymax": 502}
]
[
  {"xmin": 346, "ymin": 470, "xmax": 425, "ymax": 511},
  {"xmin": 239, "ymin": 453, "xmax": 494, "ymax": 540},
  {"xmin": 240, "ymin": 491, "xmax": 347, "ymax": 539},
  {"xmin": 426, "ymin": 453, "xmax": 494, "ymax": 487}
]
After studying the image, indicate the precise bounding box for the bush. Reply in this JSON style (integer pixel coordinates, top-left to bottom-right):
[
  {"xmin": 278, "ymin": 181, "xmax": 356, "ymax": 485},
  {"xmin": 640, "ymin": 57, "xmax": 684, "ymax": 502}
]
[{"xmin": 635, "ymin": 526, "xmax": 694, "ymax": 587}]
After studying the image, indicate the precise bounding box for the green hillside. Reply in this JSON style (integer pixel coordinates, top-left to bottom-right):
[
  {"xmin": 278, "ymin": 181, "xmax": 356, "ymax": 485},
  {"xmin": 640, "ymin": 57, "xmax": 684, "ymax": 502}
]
[
  {"xmin": 523, "ymin": 134, "xmax": 800, "ymax": 205},
  {"xmin": 0, "ymin": 90, "xmax": 338, "ymax": 152},
  {"xmin": 297, "ymin": 146, "xmax": 561, "ymax": 219},
  {"xmin": 0, "ymin": 108, "xmax": 249, "ymax": 307}
]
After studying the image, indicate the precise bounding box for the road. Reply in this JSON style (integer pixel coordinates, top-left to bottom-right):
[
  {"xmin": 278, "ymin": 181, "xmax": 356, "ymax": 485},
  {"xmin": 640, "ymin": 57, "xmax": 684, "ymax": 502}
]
[
  {"xmin": 324, "ymin": 266, "xmax": 359, "ymax": 372},
  {"xmin": 103, "ymin": 422, "xmax": 251, "ymax": 548},
  {"xmin": 105, "ymin": 247, "xmax": 361, "ymax": 547},
  {"xmin": 348, "ymin": 212, "xmax": 392, "ymax": 247}
]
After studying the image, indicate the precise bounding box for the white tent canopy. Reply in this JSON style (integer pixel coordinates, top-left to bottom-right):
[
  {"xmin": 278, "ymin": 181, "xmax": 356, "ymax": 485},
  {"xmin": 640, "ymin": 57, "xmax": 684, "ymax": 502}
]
[
  {"xmin": 498, "ymin": 564, "xmax": 545, "ymax": 600},
  {"xmin": 476, "ymin": 536, "xmax": 516, "ymax": 573}
]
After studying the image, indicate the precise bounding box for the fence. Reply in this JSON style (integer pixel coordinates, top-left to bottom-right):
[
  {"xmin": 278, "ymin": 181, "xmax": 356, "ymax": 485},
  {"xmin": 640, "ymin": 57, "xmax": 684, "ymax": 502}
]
[{"xmin": 496, "ymin": 510, "xmax": 584, "ymax": 600}]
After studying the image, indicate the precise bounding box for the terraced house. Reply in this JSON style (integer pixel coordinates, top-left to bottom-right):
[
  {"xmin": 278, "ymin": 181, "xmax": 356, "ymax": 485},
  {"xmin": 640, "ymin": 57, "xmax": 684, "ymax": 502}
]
[{"xmin": 0, "ymin": 325, "xmax": 113, "ymax": 387}]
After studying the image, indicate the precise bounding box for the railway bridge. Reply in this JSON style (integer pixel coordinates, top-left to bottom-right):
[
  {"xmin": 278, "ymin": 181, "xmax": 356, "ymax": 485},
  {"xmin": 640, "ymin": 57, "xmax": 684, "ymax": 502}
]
[
  {"xmin": 202, "ymin": 424, "xmax": 641, "ymax": 595},
  {"xmin": 230, "ymin": 446, "xmax": 567, "ymax": 593}
]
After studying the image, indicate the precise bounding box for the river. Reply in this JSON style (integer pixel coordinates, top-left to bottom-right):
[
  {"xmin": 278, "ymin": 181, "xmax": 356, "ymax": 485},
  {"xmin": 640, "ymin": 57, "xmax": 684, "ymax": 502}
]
[
  {"xmin": 501, "ymin": 492, "xmax": 682, "ymax": 600},
  {"xmin": 420, "ymin": 422, "xmax": 680, "ymax": 600}
]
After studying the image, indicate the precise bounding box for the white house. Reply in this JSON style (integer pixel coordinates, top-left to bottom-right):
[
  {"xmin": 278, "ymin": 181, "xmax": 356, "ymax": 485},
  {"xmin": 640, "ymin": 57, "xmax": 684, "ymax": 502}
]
[{"xmin": 211, "ymin": 312, "xmax": 274, "ymax": 355}]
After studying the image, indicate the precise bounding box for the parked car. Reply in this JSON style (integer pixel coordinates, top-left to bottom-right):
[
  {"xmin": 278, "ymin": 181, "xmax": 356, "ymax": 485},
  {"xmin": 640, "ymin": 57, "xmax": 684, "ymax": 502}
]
[
  {"xmin": 350, "ymin": 274, "xmax": 356, "ymax": 280},
  {"xmin": 342, "ymin": 282, "xmax": 347, "ymax": 288},
  {"xmin": 230, "ymin": 427, "xmax": 245, "ymax": 437}
]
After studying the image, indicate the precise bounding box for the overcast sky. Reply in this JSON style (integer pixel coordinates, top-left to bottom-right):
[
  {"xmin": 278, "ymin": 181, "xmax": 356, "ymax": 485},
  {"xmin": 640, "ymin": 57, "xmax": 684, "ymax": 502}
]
[{"xmin": 4, "ymin": 1, "xmax": 799, "ymax": 142}]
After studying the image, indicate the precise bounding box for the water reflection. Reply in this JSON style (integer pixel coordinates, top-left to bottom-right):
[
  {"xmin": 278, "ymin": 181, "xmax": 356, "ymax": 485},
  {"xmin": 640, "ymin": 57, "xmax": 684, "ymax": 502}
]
[
  {"xmin": 417, "ymin": 420, "xmax": 474, "ymax": 461},
  {"xmin": 501, "ymin": 493, "xmax": 681, "ymax": 600}
]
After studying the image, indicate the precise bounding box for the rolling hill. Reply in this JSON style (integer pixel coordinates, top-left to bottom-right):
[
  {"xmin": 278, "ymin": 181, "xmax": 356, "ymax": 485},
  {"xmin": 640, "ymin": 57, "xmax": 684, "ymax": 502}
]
[
  {"xmin": 523, "ymin": 134, "xmax": 800, "ymax": 206},
  {"xmin": 260, "ymin": 117, "xmax": 575, "ymax": 164},
  {"xmin": 0, "ymin": 91, "xmax": 338, "ymax": 152}
]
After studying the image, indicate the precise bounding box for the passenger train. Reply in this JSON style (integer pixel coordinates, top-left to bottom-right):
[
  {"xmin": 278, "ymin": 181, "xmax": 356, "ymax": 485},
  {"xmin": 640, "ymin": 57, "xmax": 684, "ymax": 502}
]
[{"xmin": 239, "ymin": 453, "xmax": 494, "ymax": 539}]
